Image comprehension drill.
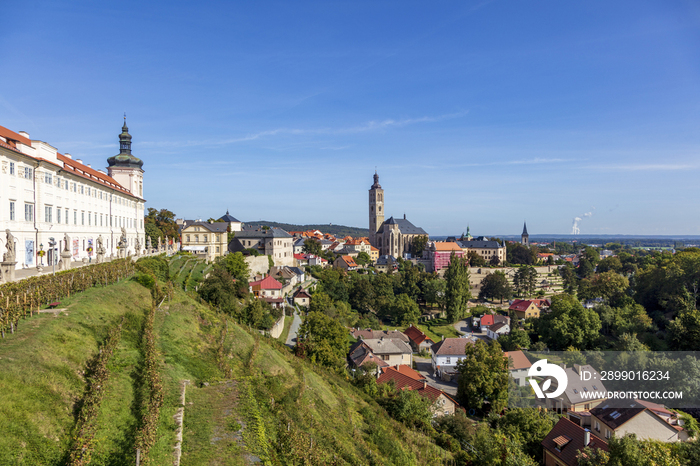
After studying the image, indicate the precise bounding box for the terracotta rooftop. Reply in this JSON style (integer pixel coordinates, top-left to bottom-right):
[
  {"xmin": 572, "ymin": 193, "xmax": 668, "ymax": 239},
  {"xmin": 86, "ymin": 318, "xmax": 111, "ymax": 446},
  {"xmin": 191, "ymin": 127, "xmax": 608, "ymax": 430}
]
[
  {"xmin": 431, "ymin": 337, "xmax": 476, "ymax": 356},
  {"xmin": 249, "ymin": 276, "xmax": 283, "ymax": 290},
  {"xmin": 403, "ymin": 324, "xmax": 433, "ymax": 346},
  {"xmin": 504, "ymin": 351, "xmax": 532, "ymax": 371}
]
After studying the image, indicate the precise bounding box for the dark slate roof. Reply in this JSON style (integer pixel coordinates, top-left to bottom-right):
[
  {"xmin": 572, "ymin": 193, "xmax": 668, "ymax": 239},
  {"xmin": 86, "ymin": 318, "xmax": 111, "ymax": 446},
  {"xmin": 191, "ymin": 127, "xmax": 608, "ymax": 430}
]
[
  {"xmin": 228, "ymin": 238, "xmax": 247, "ymax": 253},
  {"xmin": 237, "ymin": 227, "xmax": 292, "ymax": 239},
  {"xmin": 522, "ymin": 222, "xmax": 529, "ymax": 236},
  {"xmin": 287, "ymin": 267, "xmax": 304, "ymax": 276},
  {"xmin": 220, "ymin": 210, "xmax": 240, "ymax": 222},
  {"xmin": 456, "ymin": 240, "xmax": 503, "ymax": 249},
  {"xmin": 589, "ymin": 404, "xmax": 646, "ymax": 430},
  {"xmin": 184, "ymin": 221, "xmax": 229, "ymax": 233},
  {"xmin": 379, "ymin": 217, "xmax": 428, "ymax": 235},
  {"xmin": 376, "ymin": 255, "xmax": 397, "ymax": 265}
]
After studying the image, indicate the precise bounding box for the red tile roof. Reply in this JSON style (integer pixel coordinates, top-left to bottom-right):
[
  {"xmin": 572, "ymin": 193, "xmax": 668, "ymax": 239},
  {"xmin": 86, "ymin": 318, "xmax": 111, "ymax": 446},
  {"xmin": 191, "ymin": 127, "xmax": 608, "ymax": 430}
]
[
  {"xmin": 509, "ymin": 299, "xmax": 540, "ymax": 312},
  {"xmin": 249, "ymin": 276, "xmax": 283, "ymax": 290},
  {"xmin": 403, "ymin": 324, "xmax": 433, "ymax": 346},
  {"xmin": 0, "ymin": 125, "xmax": 32, "ymax": 146},
  {"xmin": 377, "ymin": 366, "xmax": 446, "ymax": 403},
  {"xmin": 481, "ymin": 314, "xmax": 495, "ymax": 327},
  {"xmin": 340, "ymin": 255, "xmax": 359, "ymax": 267},
  {"xmin": 542, "ymin": 418, "xmax": 608, "ymax": 466}
]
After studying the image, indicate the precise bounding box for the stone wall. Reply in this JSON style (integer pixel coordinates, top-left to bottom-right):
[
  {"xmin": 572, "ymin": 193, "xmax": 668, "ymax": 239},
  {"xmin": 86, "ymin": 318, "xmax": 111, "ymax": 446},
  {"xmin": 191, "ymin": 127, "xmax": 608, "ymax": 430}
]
[{"xmin": 245, "ymin": 255, "xmax": 271, "ymax": 279}]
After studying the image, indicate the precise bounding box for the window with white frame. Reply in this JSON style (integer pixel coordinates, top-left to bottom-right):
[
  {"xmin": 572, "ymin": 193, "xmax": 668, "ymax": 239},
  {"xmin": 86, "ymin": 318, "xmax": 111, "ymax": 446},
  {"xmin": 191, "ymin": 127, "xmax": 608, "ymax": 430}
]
[
  {"xmin": 25, "ymin": 203, "xmax": 34, "ymax": 221},
  {"xmin": 44, "ymin": 172, "xmax": 52, "ymax": 184},
  {"xmin": 80, "ymin": 185, "xmax": 84, "ymax": 194},
  {"xmin": 9, "ymin": 201, "xmax": 15, "ymax": 220},
  {"xmin": 81, "ymin": 212, "xmax": 85, "ymax": 225},
  {"xmin": 88, "ymin": 212, "xmax": 91, "ymax": 225},
  {"xmin": 74, "ymin": 210, "xmax": 77, "ymax": 225},
  {"xmin": 57, "ymin": 208, "xmax": 61, "ymax": 224},
  {"xmin": 24, "ymin": 166, "xmax": 32, "ymax": 179},
  {"xmin": 45, "ymin": 206, "xmax": 52, "ymax": 223},
  {"xmin": 9, "ymin": 162, "xmax": 14, "ymax": 175},
  {"xmin": 65, "ymin": 208, "xmax": 68, "ymax": 224}
]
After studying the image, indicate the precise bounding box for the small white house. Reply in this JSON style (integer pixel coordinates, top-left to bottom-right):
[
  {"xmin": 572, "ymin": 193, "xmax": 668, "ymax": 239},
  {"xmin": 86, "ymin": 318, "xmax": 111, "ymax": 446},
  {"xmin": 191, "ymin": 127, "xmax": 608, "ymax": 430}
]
[{"xmin": 486, "ymin": 322, "xmax": 510, "ymax": 340}]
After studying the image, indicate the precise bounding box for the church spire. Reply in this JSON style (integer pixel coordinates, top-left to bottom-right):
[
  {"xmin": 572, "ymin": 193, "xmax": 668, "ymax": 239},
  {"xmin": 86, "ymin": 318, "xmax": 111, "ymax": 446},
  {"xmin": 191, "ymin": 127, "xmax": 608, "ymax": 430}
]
[
  {"xmin": 522, "ymin": 222, "xmax": 529, "ymax": 236},
  {"xmin": 371, "ymin": 170, "xmax": 381, "ymax": 189},
  {"xmin": 108, "ymin": 116, "xmax": 143, "ymax": 169},
  {"xmin": 119, "ymin": 117, "xmax": 132, "ymax": 155}
]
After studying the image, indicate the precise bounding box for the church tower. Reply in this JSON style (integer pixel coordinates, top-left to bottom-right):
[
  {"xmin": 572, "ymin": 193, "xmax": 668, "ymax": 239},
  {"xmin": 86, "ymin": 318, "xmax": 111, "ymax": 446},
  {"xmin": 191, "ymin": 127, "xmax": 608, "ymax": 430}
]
[
  {"xmin": 369, "ymin": 171, "xmax": 384, "ymax": 248},
  {"xmin": 521, "ymin": 222, "xmax": 529, "ymax": 247},
  {"xmin": 107, "ymin": 117, "xmax": 144, "ymax": 198}
]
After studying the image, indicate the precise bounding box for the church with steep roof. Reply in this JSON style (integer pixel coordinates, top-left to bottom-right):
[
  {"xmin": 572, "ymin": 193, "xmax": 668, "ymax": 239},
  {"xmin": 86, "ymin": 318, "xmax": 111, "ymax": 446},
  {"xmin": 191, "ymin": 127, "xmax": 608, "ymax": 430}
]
[{"xmin": 368, "ymin": 172, "xmax": 428, "ymax": 258}]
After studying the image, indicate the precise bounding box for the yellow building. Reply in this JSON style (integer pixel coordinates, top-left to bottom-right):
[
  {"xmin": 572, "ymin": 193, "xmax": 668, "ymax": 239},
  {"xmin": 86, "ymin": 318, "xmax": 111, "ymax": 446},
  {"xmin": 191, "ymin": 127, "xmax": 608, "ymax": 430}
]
[{"xmin": 180, "ymin": 221, "xmax": 229, "ymax": 262}]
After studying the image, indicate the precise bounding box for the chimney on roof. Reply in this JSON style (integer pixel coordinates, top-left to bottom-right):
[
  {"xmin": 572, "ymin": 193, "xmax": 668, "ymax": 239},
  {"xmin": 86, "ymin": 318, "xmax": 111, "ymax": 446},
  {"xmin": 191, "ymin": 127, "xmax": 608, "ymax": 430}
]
[
  {"xmin": 574, "ymin": 364, "xmax": 582, "ymax": 375},
  {"xmin": 19, "ymin": 131, "xmax": 29, "ymax": 139},
  {"xmin": 423, "ymin": 381, "xmax": 427, "ymax": 389},
  {"xmin": 584, "ymin": 429, "xmax": 591, "ymax": 446},
  {"xmin": 76, "ymin": 159, "xmax": 83, "ymax": 164},
  {"xmin": 87, "ymin": 164, "xmax": 91, "ymax": 168},
  {"xmin": 442, "ymin": 335, "xmax": 444, "ymax": 341},
  {"xmin": 64, "ymin": 153, "xmax": 72, "ymax": 159}
]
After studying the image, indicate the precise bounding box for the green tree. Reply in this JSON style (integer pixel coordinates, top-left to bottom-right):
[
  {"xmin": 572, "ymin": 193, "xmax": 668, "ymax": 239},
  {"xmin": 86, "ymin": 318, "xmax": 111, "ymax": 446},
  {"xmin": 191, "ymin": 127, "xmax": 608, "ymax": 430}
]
[
  {"xmin": 583, "ymin": 246, "xmax": 600, "ymax": 265},
  {"xmin": 490, "ymin": 408, "xmax": 560, "ymax": 459},
  {"xmin": 513, "ymin": 266, "xmax": 537, "ymax": 297},
  {"xmin": 559, "ymin": 263, "xmax": 578, "ymax": 295},
  {"xmin": 668, "ymin": 308, "xmax": 700, "ymax": 350},
  {"xmin": 355, "ymin": 251, "xmax": 371, "ymax": 266},
  {"xmin": 498, "ymin": 329, "xmax": 531, "ymax": 351},
  {"xmin": 309, "ymin": 290, "xmax": 334, "ymax": 315},
  {"xmin": 507, "ymin": 243, "xmax": 536, "ymax": 265},
  {"xmin": 411, "ymin": 235, "xmax": 429, "ymax": 258},
  {"xmin": 578, "ymin": 258, "xmax": 595, "ymax": 279},
  {"xmin": 381, "ymin": 384, "xmax": 434, "ymax": 429},
  {"xmin": 597, "ymin": 256, "xmax": 623, "ymax": 274},
  {"xmin": 456, "ymin": 339, "xmax": 509, "ymax": 413},
  {"xmin": 295, "ymin": 311, "xmax": 349, "ymax": 368},
  {"xmin": 478, "ymin": 271, "xmax": 513, "ymax": 303},
  {"xmin": 423, "ymin": 278, "xmax": 446, "ymax": 309},
  {"xmin": 467, "ymin": 250, "xmax": 486, "ymax": 267},
  {"xmin": 349, "ymin": 276, "xmax": 375, "ymax": 312},
  {"xmin": 241, "ymin": 298, "xmax": 267, "ymax": 328},
  {"xmin": 445, "ymin": 253, "xmax": 471, "ymax": 322},
  {"xmin": 389, "ymin": 293, "xmax": 421, "ymax": 326},
  {"xmin": 198, "ymin": 268, "xmax": 240, "ymax": 314},
  {"xmin": 536, "ymin": 294, "xmax": 602, "ymax": 350},
  {"xmin": 578, "ymin": 272, "xmax": 630, "ymax": 303},
  {"xmin": 219, "ymin": 251, "xmax": 250, "ymax": 283},
  {"xmin": 302, "ymin": 238, "xmax": 323, "ymax": 256}
]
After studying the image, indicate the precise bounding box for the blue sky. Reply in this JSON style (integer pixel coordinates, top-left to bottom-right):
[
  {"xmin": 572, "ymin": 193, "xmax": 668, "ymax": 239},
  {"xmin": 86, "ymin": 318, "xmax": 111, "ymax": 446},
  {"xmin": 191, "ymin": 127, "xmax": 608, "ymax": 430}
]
[{"xmin": 2, "ymin": 1, "xmax": 699, "ymax": 235}]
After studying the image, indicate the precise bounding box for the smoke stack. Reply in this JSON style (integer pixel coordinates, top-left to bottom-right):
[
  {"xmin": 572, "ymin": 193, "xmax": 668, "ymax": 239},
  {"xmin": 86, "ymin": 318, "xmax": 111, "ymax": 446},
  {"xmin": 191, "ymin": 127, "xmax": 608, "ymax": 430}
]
[
  {"xmin": 423, "ymin": 381, "xmax": 427, "ymax": 389},
  {"xmin": 584, "ymin": 429, "xmax": 591, "ymax": 446}
]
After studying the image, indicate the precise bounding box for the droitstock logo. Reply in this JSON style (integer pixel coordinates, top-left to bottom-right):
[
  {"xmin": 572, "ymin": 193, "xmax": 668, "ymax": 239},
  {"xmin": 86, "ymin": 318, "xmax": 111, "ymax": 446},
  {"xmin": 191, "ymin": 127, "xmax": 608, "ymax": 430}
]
[{"xmin": 528, "ymin": 359, "xmax": 567, "ymax": 399}]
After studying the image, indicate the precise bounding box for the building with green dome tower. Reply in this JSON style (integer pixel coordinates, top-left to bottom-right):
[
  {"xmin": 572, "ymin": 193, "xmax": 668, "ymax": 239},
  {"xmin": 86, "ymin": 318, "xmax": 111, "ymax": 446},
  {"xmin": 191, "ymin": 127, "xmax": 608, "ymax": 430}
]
[{"xmin": 107, "ymin": 117, "xmax": 144, "ymax": 199}]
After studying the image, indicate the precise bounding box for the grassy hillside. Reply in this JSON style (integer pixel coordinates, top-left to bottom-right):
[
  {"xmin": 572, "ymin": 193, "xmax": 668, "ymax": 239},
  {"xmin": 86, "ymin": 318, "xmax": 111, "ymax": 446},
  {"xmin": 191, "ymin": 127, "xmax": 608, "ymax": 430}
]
[{"xmin": 0, "ymin": 263, "xmax": 451, "ymax": 465}]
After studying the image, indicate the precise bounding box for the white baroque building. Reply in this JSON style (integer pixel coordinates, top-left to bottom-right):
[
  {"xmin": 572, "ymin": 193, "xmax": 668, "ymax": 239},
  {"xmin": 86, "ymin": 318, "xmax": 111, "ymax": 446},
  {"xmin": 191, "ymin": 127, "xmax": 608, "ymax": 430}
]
[{"xmin": 0, "ymin": 120, "xmax": 146, "ymax": 268}]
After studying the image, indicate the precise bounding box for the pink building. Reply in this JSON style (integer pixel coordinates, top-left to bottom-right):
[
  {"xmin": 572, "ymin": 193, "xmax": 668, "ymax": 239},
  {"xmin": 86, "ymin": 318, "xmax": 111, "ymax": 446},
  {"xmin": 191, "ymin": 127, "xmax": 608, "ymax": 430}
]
[{"xmin": 428, "ymin": 242, "xmax": 464, "ymax": 272}]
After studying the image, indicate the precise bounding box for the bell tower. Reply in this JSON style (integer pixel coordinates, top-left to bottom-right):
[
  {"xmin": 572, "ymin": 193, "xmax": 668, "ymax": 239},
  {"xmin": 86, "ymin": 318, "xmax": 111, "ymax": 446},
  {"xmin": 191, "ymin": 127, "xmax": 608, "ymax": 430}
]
[
  {"xmin": 521, "ymin": 222, "xmax": 529, "ymax": 247},
  {"xmin": 107, "ymin": 117, "xmax": 144, "ymax": 199},
  {"xmin": 369, "ymin": 171, "xmax": 384, "ymax": 248}
]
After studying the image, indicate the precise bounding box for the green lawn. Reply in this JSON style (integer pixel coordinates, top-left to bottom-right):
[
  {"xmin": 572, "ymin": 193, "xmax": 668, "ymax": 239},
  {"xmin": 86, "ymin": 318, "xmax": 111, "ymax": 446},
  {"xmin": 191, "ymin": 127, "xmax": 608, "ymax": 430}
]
[{"xmin": 417, "ymin": 318, "xmax": 460, "ymax": 342}]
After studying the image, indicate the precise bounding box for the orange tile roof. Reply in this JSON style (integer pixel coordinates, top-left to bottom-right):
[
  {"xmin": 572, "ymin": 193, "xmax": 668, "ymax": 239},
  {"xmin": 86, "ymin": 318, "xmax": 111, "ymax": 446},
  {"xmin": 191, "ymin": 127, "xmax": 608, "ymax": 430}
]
[
  {"xmin": 250, "ymin": 276, "xmax": 283, "ymax": 290},
  {"xmin": 0, "ymin": 125, "xmax": 32, "ymax": 146},
  {"xmin": 434, "ymin": 242, "xmax": 463, "ymax": 251},
  {"xmin": 341, "ymin": 255, "xmax": 359, "ymax": 267}
]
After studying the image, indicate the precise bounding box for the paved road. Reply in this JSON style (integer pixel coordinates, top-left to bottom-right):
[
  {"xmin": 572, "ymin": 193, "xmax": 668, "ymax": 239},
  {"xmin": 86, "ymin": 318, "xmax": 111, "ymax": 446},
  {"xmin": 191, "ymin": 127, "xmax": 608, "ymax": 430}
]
[
  {"xmin": 413, "ymin": 356, "xmax": 458, "ymax": 397},
  {"xmin": 285, "ymin": 308, "xmax": 302, "ymax": 347}
]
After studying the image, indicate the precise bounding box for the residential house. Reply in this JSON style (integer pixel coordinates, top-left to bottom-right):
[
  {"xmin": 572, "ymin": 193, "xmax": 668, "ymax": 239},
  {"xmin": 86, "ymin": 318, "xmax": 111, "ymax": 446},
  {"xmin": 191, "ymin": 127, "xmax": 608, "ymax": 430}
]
[
  {"xmin": 542, "ymin": 364, "xmax": 607, "ymax": 415},
  {"xmin": 320, "ymin": 239, "xmax": 334, "ymax": 251},
  {"xmin": 486, "ymin": 322, "xmax": 510, "ymax": 340},
  {"xmin": 293, "ymin": 253, "xmax": 309, "ymax": 267},
  {"xmin": 348, "ymin": 337, "xmax": 412, "ymax": 367},
  {"xmin": 308, "ymin": 254, "xmax": 328, "ymax": 267},
  {"xmin": 403, "ymin": 324, "xmax": 434, "ymax": 353},
  {"xmin": 293, "ymin": 238, "xmax": 306, "ymax": 254},
  {"xmin": 480, "ymin": 314, "xmax": 510, "ymax": 329},
  {"xmin": 541, "ymin": 418, "xmax": 609, "ymax": 466},
  {"xmin": 350, "ymin": 328, "xmax": 410, "ymax": 344},
  {"xmin": 228, "ymin": 226, "xmax": 294, "ymax": 266},
  {"xmin": 270, "ymin": 266, "xmax": 305, "ymax": 287},
  {"xmin": 430, "ymin": 337, "xmax": 477, "ymax": 379},
  {"xmin": 334, "ymin": 255, "xmax": 359, "ymax": 271},
  {"xmin": 345, "ymin": 238, "xmax": 372, "ymax": 254},
  {"xmin": 377, "ymin": 365, "xmax": 462, "ymax": 416},
  {"xmin": 370, "ymin": 246, "xmax": 380, "ymax": 263},
  {"xmin": 424, "ymin": 241, "xmax": 464, "ymax": 272},
  {"xmin": 293, "ymin": 288, "xmax": 312, "ymax": 308},
  {"xmin": 348, "ymin": 343, "xmax": 389, "ymax": 371},
  {"xmin": 375, "ymin": 255, "xmax": 398, "ymax": 273},
  {"xmin": 509, "ymin": 299, "xmax": 542, "ymax": 319},
  {"xmin": 504, "ymin": 350, "xmax": 532, "ymax": 386},
  {"xmin": 589, "ymin": 401, "xmax": 688, "ymax": 442},
  {"xmin": 180, "ymin": 221, "xmax": 229, "ymax": 262},
  {"xmin": 249, "ymin": 276, "xmax": 284, "ymax": 308}
]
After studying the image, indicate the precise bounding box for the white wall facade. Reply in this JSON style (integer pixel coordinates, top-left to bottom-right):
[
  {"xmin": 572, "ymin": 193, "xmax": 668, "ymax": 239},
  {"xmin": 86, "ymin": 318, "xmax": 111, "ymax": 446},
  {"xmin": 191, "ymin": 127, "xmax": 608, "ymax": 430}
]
[{"xmin": 0, "ymin": 132, "xmax": 145, "ymax": 268}]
